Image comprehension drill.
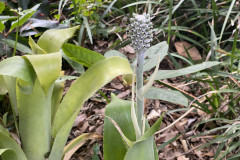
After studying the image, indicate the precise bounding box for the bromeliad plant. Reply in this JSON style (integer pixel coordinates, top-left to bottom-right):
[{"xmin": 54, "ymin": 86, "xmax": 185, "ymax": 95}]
[{"xmin": 0, "ymin": 26, "xmax": 133, "ymax": 159}]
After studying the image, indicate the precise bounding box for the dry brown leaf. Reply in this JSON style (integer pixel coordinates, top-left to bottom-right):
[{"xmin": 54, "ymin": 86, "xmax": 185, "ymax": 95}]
[
  {"xmin": 147, "ymin": 109, "xmax": 161, "ymax": 119},
  {"xmin": 93, "ymin": 108, "xmax": 105, "ymax": 115},
  {"xmin": 64, "ymin": 141, "xmax": 86, "ymax": 160},
  {"xmin": 187, "ymin": 118, "xmax": 197, "ymax": 127},
  {"xmin": 177, "ymin": 155, "xmax": 189, "ymax": 160},
  {"xmin": 117, "ymin": 90, "xmax": 130, "ymax": 98},
  {"xmin": 10, "ymin": 132, "xmax": 21, "ymax": 146},
  {"xmin": 110, "ymin": 82, "xmax": 124, "ymax": 90},
  {"xmin": 89, "ymin": 125, "xmax": 95, "ymax": 132},
  {"xmin": 119, "ymin": 45, "xmax": 135, "ymax": 54},
  {"xmin": 95, "ymin": 124, "xmax": 103, "ymax": 135},
  {"xmin": 156, "ymin": 130, "xmax": 178, "ymax": 143},
  {"xmin": 197, "ymin": 108, "xmax": 206, "ymax": 116},
  {"xmin": 80, "ymin": 121, "xmax": 89, "ymax": 134},
  {"xmin": 63, "ymin": 134, "xmax": 102, "ymax": 160},
  {"xmin": 96, "ymin": 41, "xmax": 107, "ymax": 47},
  {"xmin": 73, "ymin": 114, "xmax": 87, "ymax": 127},
  {"xmin": 174, "ymin": 41, "xmax": 202, "ymax": 61},
  {"xmin": 166, "ymin": 151, "xmax": 182, "ymax": 160},
  {"xmin": 203, "ymin": 151, "xmax": 214, "ymax": 157}
]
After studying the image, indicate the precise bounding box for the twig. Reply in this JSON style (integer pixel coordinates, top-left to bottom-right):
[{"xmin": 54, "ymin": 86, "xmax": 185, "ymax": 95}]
[{"xmin": 155, "ymin": 107, "xmax": 195, "ymax": 134}]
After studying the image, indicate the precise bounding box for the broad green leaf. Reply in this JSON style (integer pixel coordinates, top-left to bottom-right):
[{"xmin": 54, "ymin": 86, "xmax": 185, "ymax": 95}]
[
  {"xmin": 0, "ymin": 2, "xmax": 5, "ymax": 14},
  {"xmin": 104, "ymin": 50, "xmax": 128, "ymax": 59},
  {"xmin": 17, "ymin": 79, "xmax": 53, "ymax": 160},
  {"xmin": 123, "ymin": 74, "xmax": 133, "ymax": 85},
  {"xmin": 63, "ymin": 133, "xmax": 102, "ymax": 160},
  {"xmin": 0, "ymin": 132, "xmax": 27, "ymax": 160},
  {"xmin": 61, "ymin": 50, "xmax": 85, "ymax": 74},
  {"xmin": 154, "ymin": 61, "xmax": 220, "ymax": 80},
  {"xmin": 24, "ymin": 52, "xmax": 61, "ymax": 95},
  {"xmin": 138, "ymin": 113, "xmax": 164, "ymax": 142},
  {"xmin": 28, "ymin": 36, "xmax": 47, "ymax": 54},
  {"xmin": 144, "ymin": 41, "xmax": 168, "ymax": 72},
  {"xmin": 104, "ymin": 94, "xmax": 158, "ymax": 160},
  {"xmin": 104, "ymin": 94, "xmax": 136, "ymax": 160},
  {"xmin": 10, "ymin": 4, "xmax": 40, "ymax": 31},
  {"xmin": 3, "ymin": 76, "xmax": 18, "ymax": 115},
  {"xmin": 52, "ymin": 57, "xmax": 133, "ymax": 135},
  {"xmin": 124, "ymin": 138, "xmax": 156, "ymax": 160},
  {"xmin": 144, "ymin": 87, "xmax": 188, "ymax": 106},
  {"xmin": 62, "ymin": 43, "xmax": 105, "ymax": 68},
  {"xmin": 0, "ymin": 21, "xmax": 5, "ymax": 33},
  {"xmin": 0, "ymin": 125, "xmax": 9, "ymax": 136},
  {"xmin": 0, "ymin": 76, "xmax": 7, "ymax": 95},
  {"xmin": 3, "ymin": 39, "xmax": 32, "ymax": 54},
  {"xmin": 50, "ymin": 57, "xmax": 133, "ymax": 159},
  {"xmin": 0, "ymin": 56, "xmax": 35, "ymax": 84},
  {"xmin": 0, "ymin": 149, "xmax": 18, "ymax": 160},
  {"xmin": 49, "ymin": 110, "xmax": 79, "ymax": 160},
  {"xmin": 37, "ymin": 26, "xmax": 79, "ymax": 53},
  {"xmin": 106, "ymin": 115, "xmax": 134, "ymax": 147},
  {"xmin": 51, "ymin": 76, "xmax": 64, "ymax": 121}
]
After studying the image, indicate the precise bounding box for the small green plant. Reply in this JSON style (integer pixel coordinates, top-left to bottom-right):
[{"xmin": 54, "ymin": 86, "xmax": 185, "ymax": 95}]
[
  {"xmin": 0, "ymin": 3, "xmax": 40, "ymax": 57},
  {"xmin": 0, "ymin": 26, "xmax": 133, "ymax": 159},
  {"xmin": 101, "ymin": 13, "xmax": 221, "ymax": 160},
  {"xmin": 56, "ymin": 0, "xmax": 110, "ymax": 45}
]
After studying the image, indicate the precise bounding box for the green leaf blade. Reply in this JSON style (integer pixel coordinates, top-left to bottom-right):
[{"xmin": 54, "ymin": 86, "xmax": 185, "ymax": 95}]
[
  {"xmin": 104, "ymin": 95, "xmax": 136, "ymax": 160},
  {"xmin": 17, "ymin": 79, "xmax": 53, "ymax": 160},
  {"xmin": 0, "ymin": 132, "xmax": 27, "ymax": 160},
  {"xmin": 37, "ymin": 26, "xmax": 79, "ymax": 53},
  {"xmin": 144, "ymin": 41, "xmax": 168, "ymax": 72},
  {"xmin": 3, "ymin": 39, "xmax": 32, "ymax": 54},
  {"xmin": 144, "ymin": 87, "xmax": 188, "ymax": 106},
  {"xmin": 154, "ymin": 61, "xmax": 220, "ymax": 80},
  {"xmin": 124, "ymin": 138, "xmax": 156, "ymax": 160},
  {"xmin": 10, "ymin": 11, "xmax": 35, "ymax": 31},
  {"xmin": 62, "ymin": 43, "xmax": 105, "ymax": 68},
  {"xmin": 50, "ymin": 57, "xmax": 133, "ymax": 159},
  {"xmin": 0, "ymin": 2, "xmax": 5, "ymax": 14},
  {"xmin": 24, "ymin": 52, "xmax": 62, "ymax": 95},
  {"xmin": 0, "ymin": 56, "xmax": 35, "ymax": 84},
  {"xmin": 0, "ymin": 148, "xmax": 18, "ymax": 160}
]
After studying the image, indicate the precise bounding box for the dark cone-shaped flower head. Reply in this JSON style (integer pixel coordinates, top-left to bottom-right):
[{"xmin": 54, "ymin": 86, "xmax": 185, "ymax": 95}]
[{"xmin": 128, "ymin": 13, "xmax": 153, "ymax": 53}]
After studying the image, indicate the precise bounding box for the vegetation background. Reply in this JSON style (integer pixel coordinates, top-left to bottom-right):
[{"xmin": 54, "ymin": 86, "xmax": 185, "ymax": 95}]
[{"xmin": 1, "ymin": 0, "xmax": 240, "ymax": 159}]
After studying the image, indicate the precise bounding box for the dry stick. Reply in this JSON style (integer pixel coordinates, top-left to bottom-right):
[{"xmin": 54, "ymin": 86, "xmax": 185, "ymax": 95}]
[{"xmin": 155, "ymin": 107, "xmax": 195, "ymax": 135}]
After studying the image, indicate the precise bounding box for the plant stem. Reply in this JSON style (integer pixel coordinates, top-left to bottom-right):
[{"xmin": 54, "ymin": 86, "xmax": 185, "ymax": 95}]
[{"xmin": 136, "ymin": 50, "xmax": 145, "ymax": 131}]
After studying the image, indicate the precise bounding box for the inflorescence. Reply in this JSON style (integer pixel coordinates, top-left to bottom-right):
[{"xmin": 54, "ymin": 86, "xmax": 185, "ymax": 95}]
[{"xmin": 128, "ymin": 13, "xmax": 153, "ymax": 53}]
